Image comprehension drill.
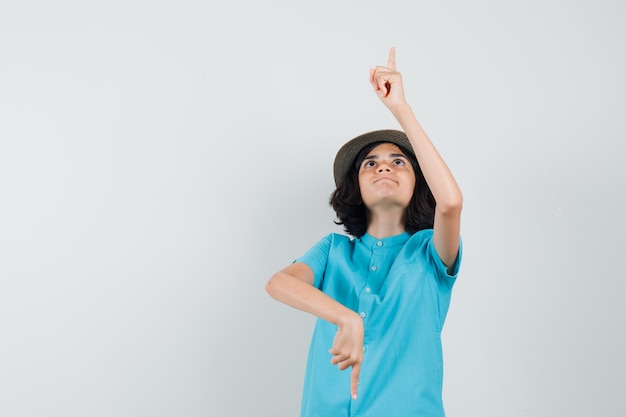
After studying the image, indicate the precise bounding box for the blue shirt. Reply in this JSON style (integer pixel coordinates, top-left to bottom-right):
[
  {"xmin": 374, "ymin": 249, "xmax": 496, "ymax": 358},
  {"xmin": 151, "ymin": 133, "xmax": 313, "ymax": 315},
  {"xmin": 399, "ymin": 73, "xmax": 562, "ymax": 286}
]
[{"xmin": 296, "ymin": 229, "xmax": 462, "ymax": 417}]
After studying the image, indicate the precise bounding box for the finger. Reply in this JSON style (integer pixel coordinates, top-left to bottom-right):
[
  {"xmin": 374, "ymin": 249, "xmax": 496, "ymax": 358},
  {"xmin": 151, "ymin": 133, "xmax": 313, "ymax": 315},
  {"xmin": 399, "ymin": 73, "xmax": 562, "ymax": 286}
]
[
  {"xmin": 371, "ymin": 70, "xmax": 383, "ymax": 94},
  {"xmin": 370, "ymin": 70, "xmax": 384, "ymax": 96},
  {"xmin": 374, "ymin": 72, "xmax": 391, "ymax": 97},
  {"xmin": 331, "ymin": 355, "xmax": 348, "ymax": 365},
  {"xmin": 388, "ymin": 46, "xmax": 396, "ymax": 71},
  {"xmin": 350, "ymin": 362, "xmax": 361, "ymax": 400},
  {"xmin": 329, "ymin": 350, "xmax": 349, "ymax": 364},
  {"xmin": 369, "ymin": 68, "xmax": 380, "ymax": 92}
]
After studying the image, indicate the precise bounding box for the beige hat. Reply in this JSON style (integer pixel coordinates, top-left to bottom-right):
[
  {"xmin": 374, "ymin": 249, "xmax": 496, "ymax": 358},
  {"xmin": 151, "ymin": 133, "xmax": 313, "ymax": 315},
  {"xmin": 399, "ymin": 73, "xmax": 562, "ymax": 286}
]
[{"xmin": 332, "ymin": 129, "xmax": 413, "ymax": 186}]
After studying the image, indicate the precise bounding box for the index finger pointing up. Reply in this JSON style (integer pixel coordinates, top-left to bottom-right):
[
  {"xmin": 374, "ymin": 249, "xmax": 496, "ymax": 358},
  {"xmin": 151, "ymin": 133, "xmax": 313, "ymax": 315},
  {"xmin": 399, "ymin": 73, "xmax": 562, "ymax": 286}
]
[{"xmin": 388, "ymin": 47, "xmax": 396, "ymax": 70}]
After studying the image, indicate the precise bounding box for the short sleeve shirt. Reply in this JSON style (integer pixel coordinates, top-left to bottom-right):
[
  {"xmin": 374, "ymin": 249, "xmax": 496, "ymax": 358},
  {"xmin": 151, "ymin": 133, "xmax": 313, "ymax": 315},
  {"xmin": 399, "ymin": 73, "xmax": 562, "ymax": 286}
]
[{"xmin": 296, "ymin": 229, "xmax": 462, "ymax": 417}]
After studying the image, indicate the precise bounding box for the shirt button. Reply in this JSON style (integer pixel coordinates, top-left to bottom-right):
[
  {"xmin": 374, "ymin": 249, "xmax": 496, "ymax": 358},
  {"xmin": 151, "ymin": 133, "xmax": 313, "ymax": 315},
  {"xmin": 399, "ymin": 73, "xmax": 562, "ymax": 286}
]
[
  {"xmin": 359, "ymin": 312, "xmax": 366, "ymax": 318},
  {"xmin": 365, "ymin": 287, "xmax": 371, "ymax": 293},
  {"xmin": 371, "ymin": 265, "xmax": 377, "ymax": 271},
  {"xmin": 363, "ymin": 346, "xmax": 367, "ymax": 353},
  {"xmin": 377, "ymin": 241, "xmax": 383, "ymax": 247}
]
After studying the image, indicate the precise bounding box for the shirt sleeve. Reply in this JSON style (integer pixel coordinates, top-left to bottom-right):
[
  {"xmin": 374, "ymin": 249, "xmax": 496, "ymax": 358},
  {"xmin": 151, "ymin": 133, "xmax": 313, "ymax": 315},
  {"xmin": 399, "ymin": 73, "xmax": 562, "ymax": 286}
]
[
  {"xmin": 428, "ymin": 235, "xmax": 463, "ymax": 287},
  {"xmin": 294, "ymin": 234, "xmax": 332, "ymax": 289},
  {"xmin": 426, "ymin": 234, "xmax": 463, "ymax": 328}
]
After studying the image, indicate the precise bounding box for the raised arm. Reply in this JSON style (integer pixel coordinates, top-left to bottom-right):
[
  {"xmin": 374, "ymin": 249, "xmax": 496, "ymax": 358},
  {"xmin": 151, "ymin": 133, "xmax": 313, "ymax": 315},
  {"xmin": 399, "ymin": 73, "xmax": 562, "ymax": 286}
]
[
  {"xmin": 369, "ymin": 47, "xmax": 462, "ymax": 268},
  {"xmin": 265, "ymin": 263, "xmax": 364, "ymax": 399}
]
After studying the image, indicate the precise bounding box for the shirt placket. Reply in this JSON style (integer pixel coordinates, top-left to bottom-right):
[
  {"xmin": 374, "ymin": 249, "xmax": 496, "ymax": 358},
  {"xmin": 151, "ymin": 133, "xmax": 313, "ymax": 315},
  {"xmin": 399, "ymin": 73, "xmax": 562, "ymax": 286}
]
[{"xmin": 358, "ymin": 240, "xmax": 384, "ymax": 358}]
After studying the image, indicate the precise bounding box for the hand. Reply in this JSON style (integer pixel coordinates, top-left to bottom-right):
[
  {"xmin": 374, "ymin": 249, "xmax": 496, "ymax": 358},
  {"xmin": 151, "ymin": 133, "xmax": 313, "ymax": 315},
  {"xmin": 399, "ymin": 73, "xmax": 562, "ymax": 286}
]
[
  {"xmin": 328, "ymin": 312, "xmax": 364, "ymax": 399},
  {"xmin": 369, "ymin": 47, "xmax": 408, "ymax": 112}
]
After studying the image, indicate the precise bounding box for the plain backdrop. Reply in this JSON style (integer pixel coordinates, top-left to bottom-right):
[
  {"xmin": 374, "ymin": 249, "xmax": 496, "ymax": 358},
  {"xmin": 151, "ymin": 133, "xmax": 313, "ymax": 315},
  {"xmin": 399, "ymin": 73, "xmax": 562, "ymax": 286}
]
[{"xmin": 1, "ymin": 0, "xmax": 625, "ymax": 416}]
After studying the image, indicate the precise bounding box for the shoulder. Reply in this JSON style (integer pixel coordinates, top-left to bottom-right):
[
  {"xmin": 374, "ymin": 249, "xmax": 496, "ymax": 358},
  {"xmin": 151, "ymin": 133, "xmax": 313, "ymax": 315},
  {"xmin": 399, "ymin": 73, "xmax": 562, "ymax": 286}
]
[
  {"xmin": 406, "ymin": 228, "xmax": 434, "ymax": 247},
  {"xmin": 328, "ymin": 232, "xmax": 354, "ymax": 244},
  {"xmin": 299, "ymin": 232, "xmax": 353, "ymax": 258},
  {"xmin": 313, "ymin": 232, "xmax": 354, "ymax": 246},
  {"xmin": 406, "ymin": 228, "xmax": 462, "ymax": 255},
  {"xmin": 405, "ymin": 228, "xmax": 463, "ymax": 277},
  {"xmin": 321, "ymin": 233, "xmax": 361, "ymax": 258},
  {"xmin": 403, "ymin": 229, "xmax": 438, "ymax": 260}
]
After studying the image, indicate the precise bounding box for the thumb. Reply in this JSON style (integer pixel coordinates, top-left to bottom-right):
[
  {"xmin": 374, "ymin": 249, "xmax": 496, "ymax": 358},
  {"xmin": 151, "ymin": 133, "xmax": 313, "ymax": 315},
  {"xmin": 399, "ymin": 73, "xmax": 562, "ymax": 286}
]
[{"xmin": 350, "ymin": 362, "xmax": 361, "ymax": 400}]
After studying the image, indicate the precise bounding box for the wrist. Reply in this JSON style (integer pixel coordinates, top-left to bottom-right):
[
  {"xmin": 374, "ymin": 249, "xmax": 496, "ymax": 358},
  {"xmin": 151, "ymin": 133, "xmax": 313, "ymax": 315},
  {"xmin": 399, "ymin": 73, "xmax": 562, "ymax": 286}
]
[
  {"xmin": 389, "ymin": 102, "xmax": 413, "ymax": 118},
  {"xmin": 335, "ymin": 309, "xmax": 361, "ymax": 328}
]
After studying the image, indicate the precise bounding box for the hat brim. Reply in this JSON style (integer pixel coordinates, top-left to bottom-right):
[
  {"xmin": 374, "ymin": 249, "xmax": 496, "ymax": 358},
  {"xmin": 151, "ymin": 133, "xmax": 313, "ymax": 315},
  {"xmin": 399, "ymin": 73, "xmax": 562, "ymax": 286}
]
[{"xmin": 333, "ymin": 129, "xmax": 413, "ymax": 187}]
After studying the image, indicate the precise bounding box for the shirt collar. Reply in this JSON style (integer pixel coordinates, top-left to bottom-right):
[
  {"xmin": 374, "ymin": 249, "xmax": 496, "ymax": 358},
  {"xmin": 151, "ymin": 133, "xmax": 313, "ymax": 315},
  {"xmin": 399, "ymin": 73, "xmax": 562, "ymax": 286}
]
[{"xmin": 359, "ymin": 232, "xmax": 410, "ymax": 249}]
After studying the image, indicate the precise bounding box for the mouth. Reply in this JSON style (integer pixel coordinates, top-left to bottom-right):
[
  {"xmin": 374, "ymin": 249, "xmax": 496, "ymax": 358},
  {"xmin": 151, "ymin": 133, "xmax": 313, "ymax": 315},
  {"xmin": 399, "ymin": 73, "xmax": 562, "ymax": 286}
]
[{"xmin": 374, "ymin": 177, "xmax": 397, "ymax": 184}]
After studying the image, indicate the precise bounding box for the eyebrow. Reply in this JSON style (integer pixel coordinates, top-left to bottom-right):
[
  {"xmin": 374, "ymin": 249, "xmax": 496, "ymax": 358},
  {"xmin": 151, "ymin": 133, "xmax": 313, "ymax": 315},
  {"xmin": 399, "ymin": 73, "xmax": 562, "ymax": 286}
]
[{"xmin": 363, "ymin": 153, "xmax": 407, "ymax": 160}]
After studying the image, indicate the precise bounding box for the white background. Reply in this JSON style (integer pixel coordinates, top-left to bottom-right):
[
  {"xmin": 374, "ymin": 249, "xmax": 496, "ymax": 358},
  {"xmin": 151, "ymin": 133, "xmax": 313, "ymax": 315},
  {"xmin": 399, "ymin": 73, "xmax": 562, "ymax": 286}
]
[{"xmin": 1, "ymin": 0, "xmax": 624, "ymax": 416}]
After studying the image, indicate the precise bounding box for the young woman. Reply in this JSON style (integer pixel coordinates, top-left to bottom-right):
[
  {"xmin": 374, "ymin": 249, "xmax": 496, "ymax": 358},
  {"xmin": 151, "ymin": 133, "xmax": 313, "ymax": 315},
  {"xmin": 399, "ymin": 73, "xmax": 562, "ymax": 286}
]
[{"xmin": 266, "ymin": 48, "xmax": 463, "ymax": 417}]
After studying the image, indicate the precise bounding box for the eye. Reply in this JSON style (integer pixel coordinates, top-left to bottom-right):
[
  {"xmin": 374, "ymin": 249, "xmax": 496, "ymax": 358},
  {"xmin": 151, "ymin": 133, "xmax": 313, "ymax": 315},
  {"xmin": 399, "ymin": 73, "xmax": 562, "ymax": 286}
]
[
  {"xmin": 364, "ymin": 160, "xmax": 376, "ymax": 168},
  {"xmin": 393, "ymin": 159, "xmax": 405, "ymax": 166}
]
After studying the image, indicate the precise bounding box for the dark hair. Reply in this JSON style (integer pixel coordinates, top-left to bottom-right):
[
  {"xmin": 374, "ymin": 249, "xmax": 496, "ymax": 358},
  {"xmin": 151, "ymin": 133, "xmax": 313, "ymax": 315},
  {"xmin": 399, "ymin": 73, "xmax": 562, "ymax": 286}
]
[{"xmin": 329, "ymin": 141, "xmax": 435, "ymax": 238}]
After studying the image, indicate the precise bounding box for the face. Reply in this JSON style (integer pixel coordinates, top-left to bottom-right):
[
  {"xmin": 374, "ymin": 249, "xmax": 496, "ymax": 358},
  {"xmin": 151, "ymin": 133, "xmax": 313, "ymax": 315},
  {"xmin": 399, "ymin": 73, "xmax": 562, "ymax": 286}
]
[{"xmin": 357, "ymin": 142, "xmax": 416, "ymax": 211}]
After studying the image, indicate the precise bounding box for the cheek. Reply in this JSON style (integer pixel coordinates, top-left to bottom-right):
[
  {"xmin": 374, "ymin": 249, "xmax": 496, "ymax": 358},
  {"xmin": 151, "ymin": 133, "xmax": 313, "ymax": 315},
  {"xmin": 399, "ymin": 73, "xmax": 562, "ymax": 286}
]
[
  {"xmin": 357, "ymin": 177, "xmax": 375, "ymax": 204},
  {"xmin": 408, "ymin": 171, "xmax": 417, "ymax": 188},
  {"xmin": 358, "ymin": 173, "xmax": 369, "ymax": 190},
  {"xmin": 404, "ymin": 176, "xmax": 417, "ymax": 198},
  {"xmin": 358, "ymin": 181, "xmax": 370, "ymax": 199}
]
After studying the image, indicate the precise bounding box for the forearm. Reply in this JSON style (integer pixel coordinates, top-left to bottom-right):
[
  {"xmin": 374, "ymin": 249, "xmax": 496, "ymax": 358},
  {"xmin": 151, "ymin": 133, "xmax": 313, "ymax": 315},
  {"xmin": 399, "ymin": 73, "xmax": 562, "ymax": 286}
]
[
  {"xmin": 267, "ymin": 267, "xmax": 364, "ymax": 398},
  {"xmin": 266, "ymin": 270, "xmax": 360, "ymax": 326},
  {"xmin": 392, "ymin": 103, "xmax": 463, "ymax": 212}
]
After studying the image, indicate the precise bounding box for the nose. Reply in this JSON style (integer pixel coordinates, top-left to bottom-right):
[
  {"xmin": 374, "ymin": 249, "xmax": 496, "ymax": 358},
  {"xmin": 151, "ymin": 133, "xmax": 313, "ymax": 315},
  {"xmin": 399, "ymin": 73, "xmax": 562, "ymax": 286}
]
[{"xmin": 377, "ymin": 163, "xmax": 391, "ymax": 173}]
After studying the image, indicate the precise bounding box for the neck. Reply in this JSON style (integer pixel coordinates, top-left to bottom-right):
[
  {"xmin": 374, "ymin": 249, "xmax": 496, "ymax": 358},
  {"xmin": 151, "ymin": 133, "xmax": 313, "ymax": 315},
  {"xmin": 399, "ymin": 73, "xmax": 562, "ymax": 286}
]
[{"xmin": 366, "ymin": 208, "xmax": 406, "ymax": 239}]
